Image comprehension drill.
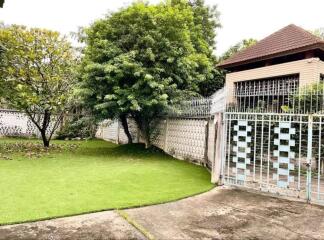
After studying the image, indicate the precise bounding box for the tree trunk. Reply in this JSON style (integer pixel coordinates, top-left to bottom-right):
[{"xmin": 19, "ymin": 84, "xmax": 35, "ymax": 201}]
[
  {"xmin": 132, "ymin": 114, "xmax": 151, "ymax": 149},
  {"xmin": 120, "ymin": 114, "xmax": 133, "ymax": 144},
  {"xmin": 143, "ymin": 135, "xmax": 151, "ymax": 149},
  {"xmin": 41, "ymin": 110, "xmax": 51, "ymax": 148},
  {"xmin": 40, "ymin": 130, "xmax": 50, "ymax": 148},
  {"xmin": 25, "ymin": 109, "xmax": 53, "ymax": 148}
]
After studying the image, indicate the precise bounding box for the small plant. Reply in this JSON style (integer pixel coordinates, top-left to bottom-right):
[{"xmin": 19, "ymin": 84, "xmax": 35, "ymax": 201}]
[
  {"xmin": 282, "ymin": 82, "xmax": 324, "ymax": 113},
  {"xmin": 56, "ymin": 116, "xmax": 97, "ymax": 140}
]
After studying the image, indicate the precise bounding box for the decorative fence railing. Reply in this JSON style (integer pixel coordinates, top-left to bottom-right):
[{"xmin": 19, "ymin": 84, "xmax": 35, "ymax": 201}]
[
  {"xmin": 227, "ymin": 81, "xmax": 324, "ymax": 114},
  {"xmin": 168, "ymin": 98, "xmax": 212, "ymax": 118},
  {"xmin": 168, "ymin": 88, "xmax": 225, "ymax": 118}
]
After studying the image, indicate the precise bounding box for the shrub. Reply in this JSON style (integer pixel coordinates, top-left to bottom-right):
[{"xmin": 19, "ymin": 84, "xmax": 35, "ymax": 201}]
[{"xmin": 56, "ymin": 116, "xmax": 97, "ymax": 140}]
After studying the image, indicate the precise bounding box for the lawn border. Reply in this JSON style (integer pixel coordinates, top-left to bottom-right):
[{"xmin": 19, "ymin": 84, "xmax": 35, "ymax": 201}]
[{"xmin": 0, "ymin": 185, "xmax": 216, "ymax": 226}]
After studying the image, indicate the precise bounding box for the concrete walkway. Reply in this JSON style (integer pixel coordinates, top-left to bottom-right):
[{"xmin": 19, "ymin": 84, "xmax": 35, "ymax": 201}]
[{"xmin": 1, "ymin": 187, "xmax": 324, "ymax": 240}]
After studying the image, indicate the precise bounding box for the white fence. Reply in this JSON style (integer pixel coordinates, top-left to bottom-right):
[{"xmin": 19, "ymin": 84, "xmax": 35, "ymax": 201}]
[
  {"xmin": 0, "ymin": 109, "xmax": 62, "ymax": 137},
  {"xmin": 96, "ymin": 119, "xmax": 138, "ymax": 144},
  {"xmin": 96, "ymin": 118, "xmax": 219, "ymax": 167},
  {"xmin": 96, "ymin": 88, "xmax": 226, "ymax": 169},
  {"xmin": 0, "ymin": 109, "xmax": 40, "ymax": 137}
]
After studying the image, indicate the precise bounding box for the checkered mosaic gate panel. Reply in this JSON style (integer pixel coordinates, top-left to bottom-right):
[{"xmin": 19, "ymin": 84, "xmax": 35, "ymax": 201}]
[{"xmin": 222, "ymin": 113, "xmax": 324, "ymax": 205}]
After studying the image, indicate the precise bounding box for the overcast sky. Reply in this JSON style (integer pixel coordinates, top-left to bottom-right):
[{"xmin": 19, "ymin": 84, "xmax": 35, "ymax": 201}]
[{"xmin": 0, "ymin": 0, "xmax": 323, "ymax": 55}]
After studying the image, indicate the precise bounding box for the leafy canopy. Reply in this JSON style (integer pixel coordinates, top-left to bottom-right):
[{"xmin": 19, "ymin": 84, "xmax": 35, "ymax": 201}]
[
  {"xmin": 79, "ymin": 0, "xmax": 220, "ymax": 145},
  {"xmin": 0, "ymin": 25, "xmax": 77, "ymax": 146},
  {"xmin": 189, "ymin": 0, "xmax": 223, "ymax": 96},
  {"xmin": 220, "ymin": 38, "xmax": 257, "ymax": 61},
  {"xmin": 313, "ymin": 28, "xmax": 324, "ymax": 40}
]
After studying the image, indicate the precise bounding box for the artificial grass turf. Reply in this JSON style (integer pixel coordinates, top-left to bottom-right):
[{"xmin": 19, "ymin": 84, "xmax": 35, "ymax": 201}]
[{"xmin": 0, "ymin": 139, "xmax": 214, "ymax": 225}]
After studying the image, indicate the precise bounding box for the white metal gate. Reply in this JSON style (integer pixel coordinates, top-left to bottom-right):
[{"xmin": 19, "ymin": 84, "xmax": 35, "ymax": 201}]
[{"xmin": 221, "ymin": 112, "xmax": 324, "ymax": 205}]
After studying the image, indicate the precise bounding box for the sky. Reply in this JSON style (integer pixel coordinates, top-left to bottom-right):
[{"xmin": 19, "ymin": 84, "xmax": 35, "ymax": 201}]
[{"xmin": 0, "ymin": 0, "xmax": 323, "ymax": 55}]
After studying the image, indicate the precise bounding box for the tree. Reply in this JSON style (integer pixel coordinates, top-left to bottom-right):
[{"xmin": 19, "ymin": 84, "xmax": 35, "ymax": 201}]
[
  {"xmin": 0, "ymin": 25, "xmax": 77, "ymax": 147},
  {"xmin": 221, "ymin": 38, "xmax": 257, "ymax": 61},
  {"xmin": 188, "ymin": 0, "xmax": 223, "ymax": 97},
  {"xmin": 80, "ymin": 1, "xmax": 218, "ymax": 147},
  {"xmin": 197, "ymin": 64, "xmax": 225, "ymax": 97},
  {"xmin": 189, "ymin": 0, "xmax": 221, "ymax": 49},
  {"xmin": 313, "ymin": 28, "xmax": 324, "ymax": 40}
]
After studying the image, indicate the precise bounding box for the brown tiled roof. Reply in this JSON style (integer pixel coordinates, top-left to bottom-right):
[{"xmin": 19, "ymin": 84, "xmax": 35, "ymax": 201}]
[{"xmin": 218, "ymin": 24, "xmax": 324, "ymax": 69}]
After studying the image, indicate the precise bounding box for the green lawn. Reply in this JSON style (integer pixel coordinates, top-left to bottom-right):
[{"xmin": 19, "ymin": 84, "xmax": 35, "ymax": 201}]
[{"xmin": 0, "ymin": 138, "xmax": 214, "ymax": 225}]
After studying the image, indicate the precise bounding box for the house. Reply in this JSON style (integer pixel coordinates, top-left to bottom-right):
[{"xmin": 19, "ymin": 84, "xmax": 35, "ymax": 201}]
[{"xmin": 218, "ymin": 24, "xmax": 324, "ymax": 110}]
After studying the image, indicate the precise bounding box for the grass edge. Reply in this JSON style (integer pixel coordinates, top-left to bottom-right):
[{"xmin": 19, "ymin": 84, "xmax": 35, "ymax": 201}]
[{"xmin": 0, "ymin": 185, "xmax": 216, "ymax": 227}]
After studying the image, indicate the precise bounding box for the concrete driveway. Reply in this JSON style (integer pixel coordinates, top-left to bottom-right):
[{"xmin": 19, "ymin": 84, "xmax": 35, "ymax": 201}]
[{"xmin": 1, "ymin": 187, "xmax": 324, "ymax": 240}]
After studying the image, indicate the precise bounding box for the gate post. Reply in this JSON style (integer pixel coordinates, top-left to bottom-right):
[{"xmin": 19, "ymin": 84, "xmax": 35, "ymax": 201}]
[
  {"xmin": 306, "ymin": 115, "xmax": 313, "ymax": 202},
  {"xmin": 204, "ymin": 119, "xmax": 209, "ymax": 166},
  {"xmin": 212, "ymin": 113, "xmax": 223, "ymax": 184}
]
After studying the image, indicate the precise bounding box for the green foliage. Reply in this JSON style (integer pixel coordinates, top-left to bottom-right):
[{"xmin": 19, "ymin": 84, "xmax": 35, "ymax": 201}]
[
  {"xmin": 0, "ymin": 25, "xmax": 78, "ymax": 147},
  {"xmin": 189, "ymin": 0, "xmax": 223, "ymax": 96},
  {"xmin": 189, "ymin": 0, "xmax": 221, "ymax": 50},
  {"xmin": 282, "ymin": 83, "xmax": 324, "ymax": 113},
  {"xmin": 56, "ymin": 116, "xmax": 97, "ymax": 140},
  {"xmin": 198, "ymin": 62, "xmax": 225, "ymax": 97},
  {"xmin": 80, "ymin": 0, "xmax": 221, "ymax": 146},
  {"xmin": 312, "ymin": 28, "xmax": 324, "ymax": 39},
  {"xmin": 221, "ymin": 38, "xmax": 257, "ymax": 61}
]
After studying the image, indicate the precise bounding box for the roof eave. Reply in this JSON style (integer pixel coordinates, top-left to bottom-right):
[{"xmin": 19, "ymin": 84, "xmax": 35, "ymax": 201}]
[{"xmin": 217, "ymin": 43, "xmax": 324, "ymax": 70}]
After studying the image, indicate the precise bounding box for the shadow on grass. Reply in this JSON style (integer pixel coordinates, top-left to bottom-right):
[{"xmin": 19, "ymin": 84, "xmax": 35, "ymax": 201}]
[{"xmin": 78, "ymin": 142, "xmax": 172, "ymax": 160}]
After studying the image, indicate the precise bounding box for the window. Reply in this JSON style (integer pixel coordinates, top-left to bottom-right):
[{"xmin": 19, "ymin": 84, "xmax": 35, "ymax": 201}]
[{"xmin": 233, "ymin": 74, "xmax": 299, "ymax": 112}]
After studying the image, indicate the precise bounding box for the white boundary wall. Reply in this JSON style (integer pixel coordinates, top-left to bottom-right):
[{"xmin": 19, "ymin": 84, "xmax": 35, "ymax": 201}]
[
  {"xmin": 0, "ymin": 109, "xmax": 62, "ymax": 137},
  {"xmin": 96, "ymin": 117, "xmax": 219, "ymax": 167},
  {"xmin": 0, "ymin": 109, "xmax": 40, "ymax": 137},
  {"xmin": 96, "ymin": 88, "xmax": 225, "ymax": 173}
]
